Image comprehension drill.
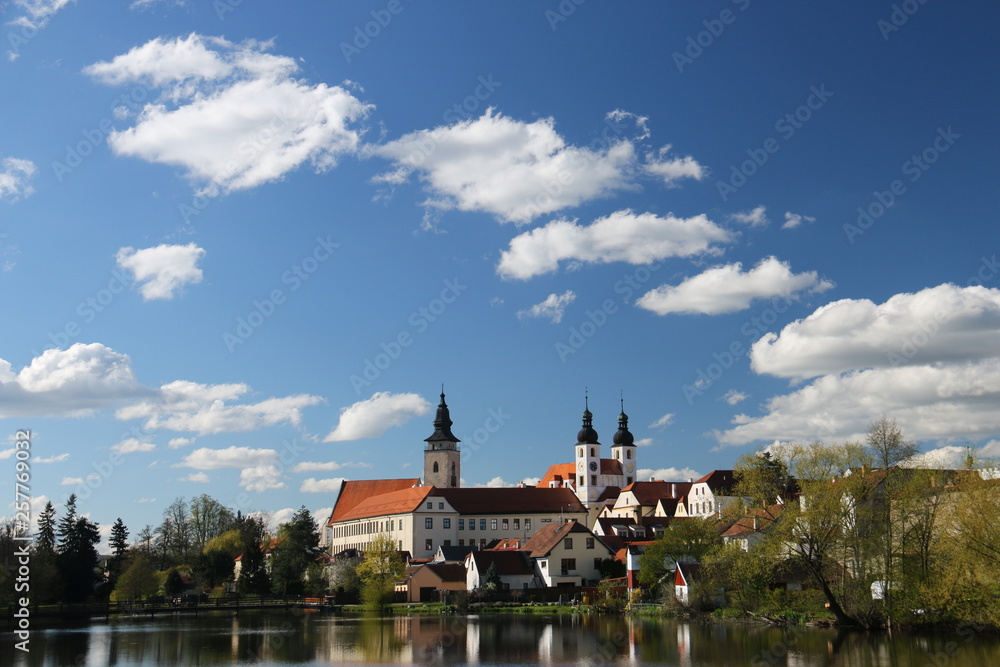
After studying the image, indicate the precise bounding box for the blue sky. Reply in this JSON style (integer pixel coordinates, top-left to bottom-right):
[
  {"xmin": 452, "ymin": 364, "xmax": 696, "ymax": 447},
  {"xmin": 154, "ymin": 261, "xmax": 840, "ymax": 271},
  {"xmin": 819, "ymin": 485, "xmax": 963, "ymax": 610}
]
[{"xmin": 1, "ymin": 0, "xmax": 998, "ymax": 545}]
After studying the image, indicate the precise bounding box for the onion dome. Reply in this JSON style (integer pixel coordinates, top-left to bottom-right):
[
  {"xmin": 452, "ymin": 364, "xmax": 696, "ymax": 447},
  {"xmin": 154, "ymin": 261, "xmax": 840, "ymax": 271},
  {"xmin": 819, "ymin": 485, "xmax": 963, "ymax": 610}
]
[{"xmin": 425, "ymin": 388, "xmax": 460, "ymax": 443}]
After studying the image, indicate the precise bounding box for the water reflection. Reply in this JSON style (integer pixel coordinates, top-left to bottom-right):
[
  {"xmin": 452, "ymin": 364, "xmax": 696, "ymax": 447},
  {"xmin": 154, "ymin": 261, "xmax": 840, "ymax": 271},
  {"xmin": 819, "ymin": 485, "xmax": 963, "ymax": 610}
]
[{"xmin": 3, "ymin": 610, "xmax": 999, "ymax": 666}]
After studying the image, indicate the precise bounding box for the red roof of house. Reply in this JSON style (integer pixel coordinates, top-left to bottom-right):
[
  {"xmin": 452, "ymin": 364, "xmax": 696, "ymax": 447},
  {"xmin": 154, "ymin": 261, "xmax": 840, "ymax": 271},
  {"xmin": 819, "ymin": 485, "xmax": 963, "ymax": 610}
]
[
  {"xmin": 337, "ymin": 485, "xmax": 435, "ymax": 522},
  {"xmin": 537, "ymin": 460, "xmax": 624, "ymax": 488},
  {"xmin": 327, "ymin": 478, "xmax": 422, "ymax": 525},
  {"xmin": 424, "ymin": 563, "xmax": 467, "ymax": 584},
  {"xmin": 435, "ymin": 487, "xmax": 586, "ymax": 515},
  {"xmin": 520, "ymin": 519, "xmax": 609, "ymax": 558},
  {"xmin": 470, "ymin": 550, "xmax": 534, "ymax": 576}
]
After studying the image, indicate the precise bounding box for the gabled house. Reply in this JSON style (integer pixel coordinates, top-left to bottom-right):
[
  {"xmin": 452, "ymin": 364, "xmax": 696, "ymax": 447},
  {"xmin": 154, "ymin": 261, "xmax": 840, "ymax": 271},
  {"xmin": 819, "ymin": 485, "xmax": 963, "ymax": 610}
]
[
  {"xmin": 673, "ymin": 562, "xmax": 723, "ymax": 607},
  {"xmin": 466, "ymin": 550, "xmax": 537, "ymax": 592},
  {"xmin": 720, "ymin": 505, "xmax": 784, "ymax": 552},
  {"xmin": 520, "ymin": 519, "xmax": 613, "ymax": 587},
  {"xmin": 396, "ymin": 563, "xmax": 467, "ymax": 603}
]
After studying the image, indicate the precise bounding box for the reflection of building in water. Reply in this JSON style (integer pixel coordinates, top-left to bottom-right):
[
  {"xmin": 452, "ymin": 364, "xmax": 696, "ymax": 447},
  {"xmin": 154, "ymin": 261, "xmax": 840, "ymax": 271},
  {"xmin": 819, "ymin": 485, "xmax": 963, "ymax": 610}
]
[{"xmin": 677, "ymin": 623, "xmax": 691, "ymax": 667}]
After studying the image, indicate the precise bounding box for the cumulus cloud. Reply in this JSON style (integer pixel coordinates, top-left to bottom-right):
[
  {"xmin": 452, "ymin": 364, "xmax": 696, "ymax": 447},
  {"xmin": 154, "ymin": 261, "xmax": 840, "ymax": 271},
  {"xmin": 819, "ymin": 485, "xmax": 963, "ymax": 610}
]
[
  {"xmin": 750, "ymin": 284, "xmax": 1000, "ymax": 380},
  {"xmin": 240, "ymin": 465, "xmax": 285, "ymax": 492},
  {"xmin": 178, "ymin": 446, "xmax": 278, "ymax": 470},
  {"xmin": 116, "ymin": 243, "xmax": 205, "ymax": 300},
  {"xmin": 116, "ymin": 380, "xmax": 322, "ymax": 435},
  {"xmin": 634, "ymin": 438, "xmax": 654, "ymax": 447},
  {"xmin": 517, "ymin": 290, "xmax": 576, "ymax": 323},
  {"xmin": 111, "ymin": 438, "xmax": 156, "ymax": 454},
  {"xmin": 301, "ymin": 477, "xmax": 348, "ymax": 493},
  {"xmin": 291, "ymin": 461, "xmax": 371, "ymax": 473},
  {"xmin": 61, "ymin": 476, "xmax": 84, "ymax": 486},
  {"xmin": 636, "ymin": 256, "xmax": 834, "ymax": 316},
  {"xmin": 372, "ymin": 109, "xmax": 705, "ymax": 225},
  {"xmin": 782, "ymin": 211, "xmax": 815, "ymax": 229},
  {"xmin": 637, "ymin": 467, "xmax": 702, "ymax": 482},
  {"xmin": 35, "ymin": 453, "xmax": 70, "ymax": 463},
  {"xmin": 729, "ymin": 205, "xmax": 768, "ymax": 228},
  {"xmin": 0, "ymin": 343, "xmax": 145, "ymax": 418},
  {"xmin": 324, "ymin": 391, "xmax": 431, "ymax": 442},
  {"xmin": 179, "ymin": 471, "xmax": 210, "ymax": 483},
  {"xmin": 497, "ymin": 209, "xmax": 731, "ymax": 280},
  {"xmin": 85, "ymin": 34, "xmax": 372, "ymax": 196},
  {"xmin": 0, "ymin": 158, "xmax": 38, "ymax": 200},
  {"xmin": 722, "ymin": 389, "xmax": 749, "ymax": 405},
  {"xmin": 168, "ymin": 437, "xmax": 193, "ymax": 449},
  {"xmin": 715, "ymin": 360, "xmax": 1000, "ymax": 447},
  {"xmin": 8, "ymin": 0, "xmax": 74, "ymax": 30}
]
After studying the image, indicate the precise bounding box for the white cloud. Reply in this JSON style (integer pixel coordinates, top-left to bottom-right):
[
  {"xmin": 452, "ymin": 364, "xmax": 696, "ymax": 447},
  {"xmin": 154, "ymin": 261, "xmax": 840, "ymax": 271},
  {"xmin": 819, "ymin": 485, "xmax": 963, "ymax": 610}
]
[
  {"xmin": 8, "ymin": 0, "xmax": 74, "ymax": 30},
  {"xmin": 168, "ymin": 437, "xmax": 193, "ymax": 449},
  {"xmin": 722, "ymin": 389, "xmax": 749, "ymax": 405},
  {"xmin": 497, "ymin": 209, "xmax": 731, "ymax": 280},
  {"xmin": 517, "ymin": 290, "xmax": 576, "ymax": 323},
  {"xmin": 301, "ymin": 477, "xmax": 348, "ymax": 493},
  {"xmin": 729, "ymin": 205, "xmax": 768, "ymax": 228},
  {"xmin": 116, "ymin": 380, "xmax": 322, "ymax": 435},
  {"xmin": 324, "ymin": 391, "xmax": 431, "ymax": 442},
  {"xmin": 0, "ymin": 158, "xmax": 37, "ymax": 201},
  {"xmin": 715, "ymin": 360, "xmax": 1000, "ymax": 447},
  {"xmin": 85, "ymin": 34, "xmax": 372, "ymax": 196},
  {"xmin": 179, "ymin": 471, "xmax": 210, "ymax": 483},
  {"xmin": 111, "ymin": 438, "xmax": 156, "ymax": 454},
  {"xmin": 116, "ymin": 243, "xmax": 205, "ymax": 300},
  {"xmin": 178, "ymin": 446, "xmax": 278, "ymax": 470},
  {"xmin": 61, "ymin": 476, "xmax": 85, "ymax": 486},
  {"xmin": 240, "ymin": 465, "xmax": 285, "ymax": 492},
  {"xmin": 637, "ymin": 467, "xmax": 702, "ymax": 482},
  {"xmin": 0, "ymin": 344, "xmax": 145, "ymax": 418},
  {"xmin": 750, "ymin": 284, "xmax": 1000, "ymax": 380},
  {"xmin": 782, "ymin": 211, "xmax": 815, "ymax": 229},
  {"xmin": 35, "ymin": 453, "xmax": 70, "ymax": 463},
  {"xmin": 371, "ymin": 108, "xmax": 639, "ymax": 224},
  {"xmin": 634, "ymin": 438, "xmax": 654, "ymax": 447},
  {"xmin": 644, "ymin": 145, "xmax": 706, "ymax": 185},
  {"xmin": 650, "ymin": 413, "xmax": 674, "ymax": 429},
  {"xmin": 636, "ymin": 256, "xmax": 834, "ymax": 316},
  {"xmin": 520, "ymin": 476, "xmax": 541, "ymax": 486},
  {"xmin": 130, "ymin": 0, "xmax": 184, "ymax": 9},
  {"xmin": 137, "ymin": 497, "xmax": 157, "ymax": 503}
]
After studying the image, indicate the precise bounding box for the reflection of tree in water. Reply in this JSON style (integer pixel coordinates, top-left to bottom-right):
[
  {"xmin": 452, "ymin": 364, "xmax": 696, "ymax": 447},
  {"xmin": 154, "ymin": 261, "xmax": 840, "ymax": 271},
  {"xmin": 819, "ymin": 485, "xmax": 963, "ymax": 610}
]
[{"xmin": 356, "ymin": 615, "xmax": 405, "ymax": 663}]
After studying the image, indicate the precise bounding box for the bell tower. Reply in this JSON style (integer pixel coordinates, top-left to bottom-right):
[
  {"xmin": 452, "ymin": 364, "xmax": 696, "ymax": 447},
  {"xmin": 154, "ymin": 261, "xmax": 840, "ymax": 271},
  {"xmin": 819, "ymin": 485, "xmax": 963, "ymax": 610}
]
[
  {"xmin": 611, "ymin": 397, "xmax": 637, "ymax": 486},
  {"xmin": 574, "ymin": 393, "xmax": 602, "ymax": 506},
  {"xmin": 424, "ymin": 387, "xmax": 460, "ymax": 488}
]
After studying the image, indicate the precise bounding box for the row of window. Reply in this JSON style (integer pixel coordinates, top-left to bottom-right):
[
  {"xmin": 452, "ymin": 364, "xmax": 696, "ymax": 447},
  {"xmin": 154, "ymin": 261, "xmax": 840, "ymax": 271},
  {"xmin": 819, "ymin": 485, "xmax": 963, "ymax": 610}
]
[
  {"xmin": 423, "ymin": 517, "xmax": 534, "ymax": 531},
  {"xmin": 332, "ymin": 518, "xmax": 404, "ymax": 539}
]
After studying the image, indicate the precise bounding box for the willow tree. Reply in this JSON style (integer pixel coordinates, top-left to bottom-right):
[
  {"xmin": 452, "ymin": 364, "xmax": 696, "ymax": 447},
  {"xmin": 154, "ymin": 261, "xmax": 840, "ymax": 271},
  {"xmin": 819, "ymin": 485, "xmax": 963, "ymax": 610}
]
[{"xmin": 356, "ymin": 533, "xmax": 405, "ymax": 611}]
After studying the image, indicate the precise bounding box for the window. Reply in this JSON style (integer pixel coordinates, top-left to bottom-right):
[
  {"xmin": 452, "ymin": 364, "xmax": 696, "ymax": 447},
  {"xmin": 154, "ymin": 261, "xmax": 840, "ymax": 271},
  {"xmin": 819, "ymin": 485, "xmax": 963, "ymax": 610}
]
[
  {"xmin": 627, "ymin": 477, "xmax": 633, "ymax": 485},
  {"xmin": 590, "ymin": 447, "xmax": 595, "ymax": 457},
  {"xmin": 427, "ymin": 502, "xmax": 432, "ymax": 509},
  {"xmin": 389, "ymin": 520, "xmax": 394, "ymax": 531},
  {"xmin": 425, "ymin": 518, "xmax": 433, "ymax": 529},
  {"xmin": 586, "ymin": 538, "xmax": 595, "ymax": 549},
  {"xmin": 525, "ymin": 519, "xmax": 531, "ymax": 531},
  {"xmin": 502, "ymin": 519, "xmax": 509, "ymax": 530},
  {"xmin": 459, "ymin": 519, "xmax": 465, "ymax": 530},
  {"xmin": 578, "ymin": 447, "xmax": 583, "ymax": 457},
  {"xmin": 439, "ymin": 502, "xmax": 444, "ymax": 509},
  {"xmin": 444, "ymin": 540, "xmax": 451, "ymax": 546},
  {"xmin": 579, "ymin": 476, "xmax": 584, "ymax": 486},
  {"xmin": 425, "ymin": 539, "xmax": 433, "ymax": 551},
  {"xmin": 491, "ymin": 519, "xmax": 498, "ymax": 530},
  {"xmin": 560, "ymin": 558, "xmax": 576, "ymax": 575},
  {"xmin": 443, "ymin": 518, "xmax": 451, "ymax": 529},
  {"xmin": 480, "ymin": 539, "xmax": 487, "ymax": 548},
  {"xmin": 480, "ymin": 519, "xmax": 487, "ymax": 530},
  {"xmin": 594, "ymin": 558, "xmax": 603, "ymax": 570},
  {"xmin": 469, "ymin": 519, "xmax": 475, "ymax": 531},
  {"xmin": 590, "ymin": 475, "xmax": 597, "ymax": 486},
  {"xmin": 564, "ymin": 538, "xmax": 573, "ymax": 550},
  {"xmin": 433, "ymin": 462, "xmax": 439, "ymax": 473},
  {"xmin": 513, "ymin": 519, "xmax": 520, "ymax": 530},
  {"xmin": 627, "ymin": 449, "xmax": 632, "ymax": 459},
  {"xmin": 459, "ymin": 539, "xmax": 464, "ymax": 546}
]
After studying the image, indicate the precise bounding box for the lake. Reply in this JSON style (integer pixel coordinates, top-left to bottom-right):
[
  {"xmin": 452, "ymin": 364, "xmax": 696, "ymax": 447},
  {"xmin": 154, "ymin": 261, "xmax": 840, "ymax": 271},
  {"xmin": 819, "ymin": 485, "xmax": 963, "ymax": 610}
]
[{"xmin": 3, "ymin": 610, "xmax": 998, "ymax": 665}]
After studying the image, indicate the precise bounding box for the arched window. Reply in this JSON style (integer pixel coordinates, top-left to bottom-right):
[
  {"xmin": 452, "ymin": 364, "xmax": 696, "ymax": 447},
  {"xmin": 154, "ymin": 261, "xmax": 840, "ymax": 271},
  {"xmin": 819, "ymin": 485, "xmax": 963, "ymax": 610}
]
[
  {"xmin": 626, "ymin": 450, "xmax": 633, "ymax": 460},
  {"xmin": 578, "ymin": 447, "xmax": 583, "ymax": 457},
  {"xmin": 433, "ymin": 462, "xmax": 439, "ymax": 473},
  {"xmin": 590, "ymin": 447, "xmax": 595, "ymax": 457}
]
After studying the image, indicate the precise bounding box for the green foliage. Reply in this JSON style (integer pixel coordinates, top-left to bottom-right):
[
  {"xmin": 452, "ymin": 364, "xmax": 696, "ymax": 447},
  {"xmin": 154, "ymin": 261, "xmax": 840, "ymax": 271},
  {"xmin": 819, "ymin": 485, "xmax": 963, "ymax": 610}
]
[
  {"xmin": 599, "ymin": 558, "xmax": 626, "ymax": 579},
  {"xmin": 270, "ymin": 506, "xmax": 321, "ymax": 596},
  {"xmin": 112, "ymin": 554, "xmax": 159, "ymax": 602},
  {"xmin": 235, "ymin": 513, "xmax": 270, "ymax": 595},
  {"xmin": 164, "ymin": 568, "xmax": 185, "ymax": 597},
  {"xmin": 356, "ymin": 533, "xmax": 405, "ymax": 611},
  {"xmin": 638, "ymin": 517, "xmax": 719, "ymax": 586}
]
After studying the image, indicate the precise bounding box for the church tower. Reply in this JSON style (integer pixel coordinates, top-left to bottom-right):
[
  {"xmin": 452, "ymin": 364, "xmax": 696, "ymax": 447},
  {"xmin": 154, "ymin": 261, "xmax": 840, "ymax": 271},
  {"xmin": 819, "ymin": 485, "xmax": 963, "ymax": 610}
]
[
  {"xmin": 424, "ymin": 388, "xmax": 460, "ymax": 488},
  {"xmin": 574, "ymin": 395, "xmax": 602, "ymax": 505},
  {"xmin": 611, "ymin": 398, "xmax": 637, "ymax": 486}
]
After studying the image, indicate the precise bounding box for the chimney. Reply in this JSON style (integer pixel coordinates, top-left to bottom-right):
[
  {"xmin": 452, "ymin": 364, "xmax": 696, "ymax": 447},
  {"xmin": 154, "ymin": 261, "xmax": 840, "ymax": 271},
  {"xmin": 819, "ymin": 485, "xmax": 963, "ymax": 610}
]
[{"xmin": 671, "ymin": 483, "xmax": 676, "ymax": 497}]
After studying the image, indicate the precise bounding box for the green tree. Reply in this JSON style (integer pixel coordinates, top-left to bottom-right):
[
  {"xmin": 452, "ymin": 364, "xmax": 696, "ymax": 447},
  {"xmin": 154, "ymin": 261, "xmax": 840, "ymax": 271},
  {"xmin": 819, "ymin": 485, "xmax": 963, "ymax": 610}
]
[
  {"xmin": 112, "ymin": 554, "xmax": 159, "ymax": 602},
  {"xmin": 638, "ymin": 517, "xmax": 719, "ymax": 587},
  {"xmin": 58, "ymin": 513, "xmax": 102, "ymax": 603},
  {"xmin": 270, "ymin": 507, "xmax": 321, "ymax": 596},
  {"xmin": 109, "ymin": 518, "xmax": 130, "ymax": 584},
  {"xmin": 480, "ymin": 561, "xmax": 502, "ymax": 599},
  {"xmin": 235, "ymin": 513, "xmax": 270, "ymax": 595},
  {"xmin": 356, "ymin": 533, "xmax": 405, "ymax": 611},
  {"xmin": 36, "ymin": 501, "xmax": 57, "ymax": 554},
  {"xmin": 164, "ymin": 568, "xmax": 185, "ymax": 598},
  {"xmin": 734, "ymin": 449, "xmax": 794, "ymax": 510},
  {"xmin": 189, "ymin": 495, "xmax": 235, "ymax": 553},
  {"xmin": 32, "ymin": 502, "xmax": 62, "ymax": 603}
]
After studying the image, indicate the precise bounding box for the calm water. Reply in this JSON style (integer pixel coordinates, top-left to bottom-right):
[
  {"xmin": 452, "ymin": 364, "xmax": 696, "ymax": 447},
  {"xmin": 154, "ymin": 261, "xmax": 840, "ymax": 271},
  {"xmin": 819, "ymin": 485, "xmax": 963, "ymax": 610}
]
[{"xmin": 3, "ymin": 610, "xmax": 999, "ymax": 666}]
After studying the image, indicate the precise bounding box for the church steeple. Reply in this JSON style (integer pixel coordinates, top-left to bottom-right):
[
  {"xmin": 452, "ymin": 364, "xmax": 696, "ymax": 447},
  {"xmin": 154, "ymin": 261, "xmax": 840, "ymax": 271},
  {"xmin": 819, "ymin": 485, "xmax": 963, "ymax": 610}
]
[
  {"xmin": 577, "ymin": 391, "xmax": 599, "ymax": 444},
  {"xmin": 613, "ymin": 397, "xmax": 634, "ymax": 446},
  {"xmin": 611, "ymin": 394, "xmax": 637, "ymax": 485},
  {"xmin": 425, "ymin": 386, "xmax": 460, "ymax": 444}
]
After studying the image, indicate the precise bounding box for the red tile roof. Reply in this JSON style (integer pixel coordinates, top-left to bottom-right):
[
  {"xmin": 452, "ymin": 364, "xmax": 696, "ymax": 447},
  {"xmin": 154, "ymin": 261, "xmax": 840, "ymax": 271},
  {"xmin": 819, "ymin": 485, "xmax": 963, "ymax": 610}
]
[
  {"xmin": 335, "ymin": 484, "xmax": 432, "ymax": 523},
  {"xmin": 435, "ymin": 487, "xmax": 586, "ymax": 515},
  {"xmin": 328, "ymin": 478, "xmax": 421, "ymax": 525},
  {"xmin": 520, "ymin": 519, "xmax": 608, "ymax": 558},
  {"xmin": 537, "ymin": 459, "xmax": 624, "ymax": 488},
  {"xmin": 425, "ymin": 563, "xmax": 468, "ymax": 583}
]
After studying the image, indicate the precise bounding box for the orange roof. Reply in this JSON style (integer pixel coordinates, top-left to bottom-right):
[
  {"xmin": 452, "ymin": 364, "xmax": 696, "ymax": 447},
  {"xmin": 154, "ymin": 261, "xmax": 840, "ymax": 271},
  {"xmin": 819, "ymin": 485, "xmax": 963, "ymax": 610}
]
[
  {"xmin": 618, "ymin": 480, "xmax": 685, "ymax": 506},
  {"xmin": 328, "ymin": 478, "xmax": 422, "ymax": 524},
  {"xmin": 537, "ymin": 459, "xmax": 624, "ymax": 488},
  {"xmin": 338, "ymin": 485, "xmax": 435, "ymax": 522},
  {"xmin": 520, "ymin": 519, "xmax": 609, "ymax": 558}
]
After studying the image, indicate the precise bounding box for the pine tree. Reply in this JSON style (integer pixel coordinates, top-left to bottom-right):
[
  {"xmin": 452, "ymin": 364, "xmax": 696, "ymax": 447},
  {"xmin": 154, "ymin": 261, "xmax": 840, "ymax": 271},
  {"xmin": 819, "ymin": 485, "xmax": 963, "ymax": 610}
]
[
  {"xmin": 36, "ymin": 501, "xmax": 57, "ymax": 554},
  {"xmin": 109, "ymin": 518, "xmax": 130, "ymax": 583},
  {"xmin": 56, "ymin": 493, "xmax": 78, "ymax": 555}
]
